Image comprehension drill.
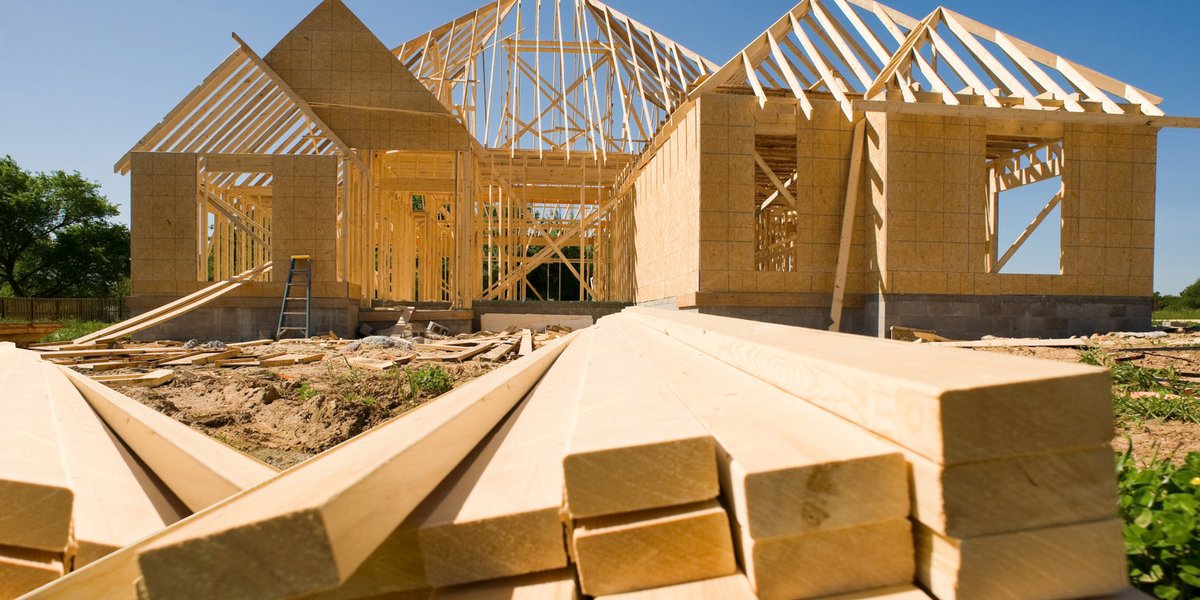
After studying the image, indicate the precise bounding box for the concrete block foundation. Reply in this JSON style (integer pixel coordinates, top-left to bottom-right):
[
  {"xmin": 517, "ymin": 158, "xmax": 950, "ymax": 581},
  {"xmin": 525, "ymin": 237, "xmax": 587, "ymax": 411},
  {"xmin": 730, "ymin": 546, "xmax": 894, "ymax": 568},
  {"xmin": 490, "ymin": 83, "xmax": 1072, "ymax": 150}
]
[{"xmin": 865, "ymin": 294, "xmax": 1154, "ymax": 340}]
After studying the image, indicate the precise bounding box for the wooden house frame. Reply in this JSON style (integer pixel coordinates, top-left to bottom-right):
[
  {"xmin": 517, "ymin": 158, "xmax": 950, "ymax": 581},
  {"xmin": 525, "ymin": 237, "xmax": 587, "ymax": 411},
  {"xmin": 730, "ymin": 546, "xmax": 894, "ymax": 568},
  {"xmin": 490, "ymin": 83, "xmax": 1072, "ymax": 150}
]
[{"xmin": 121, "ymin": 0, "xmax": 1197, "ymax": 340}]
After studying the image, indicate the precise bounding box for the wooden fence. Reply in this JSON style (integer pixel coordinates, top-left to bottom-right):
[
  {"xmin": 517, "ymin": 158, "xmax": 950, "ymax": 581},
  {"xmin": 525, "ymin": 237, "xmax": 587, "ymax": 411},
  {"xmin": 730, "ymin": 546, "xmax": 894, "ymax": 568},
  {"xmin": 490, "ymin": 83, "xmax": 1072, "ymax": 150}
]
[{"xmin": 0, "ymin": 297, "xmax": 126, "ymax": 322}]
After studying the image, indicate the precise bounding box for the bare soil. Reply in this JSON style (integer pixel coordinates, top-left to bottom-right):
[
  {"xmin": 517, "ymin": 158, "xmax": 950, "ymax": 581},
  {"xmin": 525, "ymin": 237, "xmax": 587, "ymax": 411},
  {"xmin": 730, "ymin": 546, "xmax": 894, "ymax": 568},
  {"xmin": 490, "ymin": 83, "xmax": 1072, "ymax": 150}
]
[
  {"xmin": 972, "ymin": 331, "xmax": 1200, "ymax": 465},
  {"xmin": 121, "ymin": 340, "xmax": 498, "ymax": 469}
]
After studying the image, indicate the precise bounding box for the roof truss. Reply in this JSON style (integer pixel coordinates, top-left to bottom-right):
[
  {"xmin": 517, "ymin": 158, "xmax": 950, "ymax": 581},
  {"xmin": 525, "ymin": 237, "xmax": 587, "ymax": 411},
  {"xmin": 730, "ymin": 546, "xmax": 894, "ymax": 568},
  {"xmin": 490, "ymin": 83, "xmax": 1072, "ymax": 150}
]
[
  {"xmin": 692, "ymin": 0, "xmax": 1165, "ymax": 121},
  {"xmin": 392, "ymin": 0, "xmax": 718, "ymax": 156},
  {"xmin": 115, "ymin": 35, "xmax": 354, "ymax": 174}
]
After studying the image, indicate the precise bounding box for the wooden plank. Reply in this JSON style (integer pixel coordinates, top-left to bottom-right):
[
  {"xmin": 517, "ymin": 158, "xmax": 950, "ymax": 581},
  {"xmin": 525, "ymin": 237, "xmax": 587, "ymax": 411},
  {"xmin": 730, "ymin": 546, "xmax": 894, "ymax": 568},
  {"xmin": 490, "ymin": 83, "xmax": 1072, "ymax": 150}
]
[
  {"xmin": 563, "ymin": 325, "xmax": 717, "ymax": 518},
  {"xmin": 229, "ymin": 339, "xmax": 274, "ymax": 348},
  {"xmin": 161, "ymin": 349, "xmax": 242, "ymax": 367},
  {"xmin": 258, "ymin": 353, "xmax": 324, "ymax": 368},
  {"xmin": 621, "ymin": 308, "xmax": 1111, "ymax": 465},
  {"xmin": 609, "ymin": 316, "xmax": 908, "ymax": 538},
  {"xmin": 419, "ymin": 331, "xmax": 592, "ymax": 587},
  {"xmin": 596, "ymin": 573, "xmax": 756, "ymax": 599},
  {"xmin": 518, "ymin": 330, "xmax": 533, "ymax": 356},
  {"xmin": 916, "ymin": 519, "xmax": 1128, "ymax": 600},
  {"xmin": 0, "ymin": 350, "xmax": 74, "ymax": 552},
  {"xmin": 829, "ymin": 119, "xmax": 867, "ymax": 332},
  {"xmin": 479, "ymin": 341, "xmax": 517, "ymax": 362},
  {"xmin": 737, "ymin": 519, "xmax": 914, "ymax": 599},
  {"xmin": 823, "ymin": 584, "xmax": 933, "ymax": 599},
  {"xmin": 41, "ymin": 362, "xmax": 188, "ymax": 567},
  {"xmin": 74, "ymin": 263, "xmax": 272, "ymax": 345},
  {"xmin": 319, "ymin": 332, "xmax": 595, "ymax": 598},
  {"xmin": 92, "ymin": 369, "xmax": 176, "ymax": 388},
  {"xmin": 133, "ymin": 335, "xmax": 578, "ymax": 600},
  {"xmin": 59, "ymin": 367, "xmax": 277, "ymax": 512},
  {"xmin": 0, "ymin": 546, "xmax": 64, "ymax": 599},
  {"xmin": 909, "ymin": 445, "xmax": 1118, "ymax": 538},
  {"xmin": 348, "ymin": 357, "xmax": 397, "ymax": 371},
  {"xmin": 433, "ymin": 569, "xmax": 577, "ymax": 599},
  {"xmin": 572, "ymin": 500, "xmax": 736, "ymax": 596}
]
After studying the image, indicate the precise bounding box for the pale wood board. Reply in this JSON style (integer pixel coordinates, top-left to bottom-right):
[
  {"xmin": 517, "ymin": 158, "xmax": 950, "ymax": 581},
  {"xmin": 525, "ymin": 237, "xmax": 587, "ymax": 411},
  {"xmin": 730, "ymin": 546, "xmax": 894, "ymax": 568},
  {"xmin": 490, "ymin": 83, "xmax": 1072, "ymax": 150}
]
[
  {"xmin": 41, "ymin": 362, "xmax": 188, "ymax": 568},
  {"xmin": 909, "ymin": 444, "xmax": 1118, "ymax": 537},
  {"xmin": 563, "ymin": 324, "xmax": 717, "ymax": 518},
  {"xmin": 621, "ymin": 308, "xmax": 1111, "ymax": 465},
  {"xmin": 91, "ymin": 369, "xmax": 176, "ymax": 388},
  {"xmin": 418, "ymin": 330, "xmax": 593, "ymax": 587},
  {"xmin": 596, "ymin": 573, "xmax": 755, "ymax": 599},
  {"xmin": 572, "ymin": 500, "xmax": 737, "ymax": 597},
  {"xmin": 59, "ymin": 367, "xmax": 277, "ymax": 512},
  {"xmin": 822, "ymin": 584, "xmax": 933, "ymax": 599},
  {"xmin": 0, "ymin": 350, "xmax": 74, "ymax": 552},
  {"xmin": 432, "ymin": 569, "xmax": 578, "ymax": 600},
  {"xmin": 133, "ymin": 334, "xmax": 577, "ymax": 600},
  {"xmin": 610, "ymin": 316, "xmax": 908, "ymax": 538},
  {"xmin": 316, "ymin": 331, "xmax": 594, "ymax": 598},
  {"xmin": 0, "ymin": 547, "xmax": 63, "ymax": 600},
  {"xmin": 739, "ymin": 519, "xmax": 914, "ymax": 600},
  {"xmin": 916, "ymin": 518, "xmax": 1129, "ymax": 600}
]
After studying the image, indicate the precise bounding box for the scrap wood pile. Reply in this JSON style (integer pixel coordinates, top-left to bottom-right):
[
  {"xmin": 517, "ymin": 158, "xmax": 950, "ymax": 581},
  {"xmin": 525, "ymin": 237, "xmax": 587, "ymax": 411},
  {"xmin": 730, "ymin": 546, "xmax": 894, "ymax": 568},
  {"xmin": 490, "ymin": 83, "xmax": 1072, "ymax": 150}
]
[
  {"xmin": 0, "ymin": 342, "xmax": 278, "ymax": 599},
  {"xmin": 27, "ymin": 339, "xmax": 324, "ymax": 387},
  {"xmin": 15, "ymin": 308, "xmax": 1146, "ymax": 600}
]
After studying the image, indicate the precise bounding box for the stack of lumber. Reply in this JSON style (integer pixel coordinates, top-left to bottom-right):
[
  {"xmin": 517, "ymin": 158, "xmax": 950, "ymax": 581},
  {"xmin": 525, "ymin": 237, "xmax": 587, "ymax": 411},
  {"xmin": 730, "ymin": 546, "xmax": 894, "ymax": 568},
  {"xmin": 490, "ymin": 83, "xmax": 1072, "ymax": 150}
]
[
  {"xmin": 0, "ymin": 345, "xmax": 277, "ymax": 599},
  {"xmin": 621, "ymin": 308, "xmax": 1129, "ymax": 599},
  {"xmin": 19, "ymin": 309, "xmax": 1137, "ymax": 599}
]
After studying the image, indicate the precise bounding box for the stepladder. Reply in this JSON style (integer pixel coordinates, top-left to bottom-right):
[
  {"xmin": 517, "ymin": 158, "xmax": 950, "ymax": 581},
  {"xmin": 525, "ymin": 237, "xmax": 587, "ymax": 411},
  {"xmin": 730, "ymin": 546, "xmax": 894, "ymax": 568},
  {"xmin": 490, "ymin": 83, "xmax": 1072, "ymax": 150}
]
[{"xmin": 276, "ymin": 255, "xmax": 312, "ymax": 340}]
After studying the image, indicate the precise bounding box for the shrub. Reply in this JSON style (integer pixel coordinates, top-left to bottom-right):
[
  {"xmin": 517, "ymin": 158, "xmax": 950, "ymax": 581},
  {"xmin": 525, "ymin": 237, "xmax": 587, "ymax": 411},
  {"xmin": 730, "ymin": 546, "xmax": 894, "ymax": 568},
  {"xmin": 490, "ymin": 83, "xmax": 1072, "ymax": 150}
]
[{"xmin": 1117, "ymin": 448, "xmax": 1200, "ymax": 599}]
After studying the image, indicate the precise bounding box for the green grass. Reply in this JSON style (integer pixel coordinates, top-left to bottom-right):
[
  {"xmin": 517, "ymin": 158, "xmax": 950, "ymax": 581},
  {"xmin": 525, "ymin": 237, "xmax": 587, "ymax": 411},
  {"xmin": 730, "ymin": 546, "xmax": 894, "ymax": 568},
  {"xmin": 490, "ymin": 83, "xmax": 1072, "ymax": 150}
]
[
  {"xmin": 1118, "ymin": 448, "xmax": 1200, "ymax": 599},
  {"xmin": 1155, "ymin": 308, "xmax": 1200, "ymax": 321},
  {"xmin": 406, "ymin": 364, "xmax": 453, "ymax": 397},
  {"xmin": 297, "ymin": 382, "xmax": 318, "ymax": 402},
  {"xmin": 38, "ymin": 320, "xmax": 113, "ymax": 342},
  {"xmin": 1080, "ymin": 350, "xmax": 1200, "ymax": 424}
]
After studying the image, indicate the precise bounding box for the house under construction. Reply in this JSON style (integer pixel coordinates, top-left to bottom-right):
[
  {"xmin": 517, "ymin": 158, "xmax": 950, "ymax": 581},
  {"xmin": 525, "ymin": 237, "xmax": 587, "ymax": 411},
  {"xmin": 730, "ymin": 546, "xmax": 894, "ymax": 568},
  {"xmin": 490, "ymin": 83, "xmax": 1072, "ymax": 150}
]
[{"xmin": 120, "ymin": 0, "xmax": 1199, "ymax": 341}]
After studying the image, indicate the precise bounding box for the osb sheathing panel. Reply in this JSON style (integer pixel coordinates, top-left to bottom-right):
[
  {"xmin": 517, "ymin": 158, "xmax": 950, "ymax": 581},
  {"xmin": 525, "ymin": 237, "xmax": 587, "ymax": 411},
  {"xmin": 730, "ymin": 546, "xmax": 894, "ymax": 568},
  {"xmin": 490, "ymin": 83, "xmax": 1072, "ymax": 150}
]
[
  {"xmin": 695, "ymin": 94, "xmax": 756, "ymax": 295},
  {"xmin": 130, "ymin": 152, "xmax": 200, "ymax": 296},
  {"xmin": 878, "ymin": 113, "xmax": 988, "ymax": 296},
  {"xmin": 631, "ymin": 102, "xmax": 702, "ymax": 304},
  {"xmin": 272, "ymin": 155, "xmax": 339, "ymax": 285},
  {"xmin": 874, "ymin": 114, "xmax": 1157, "ymax": 299},
  {"xmin": 1059, "ymin": 123, "xmax": 1157, "ymax": 297},
  {"xmin": 264, "ymin": 0, "xmax": 470, "ymax": 152}
]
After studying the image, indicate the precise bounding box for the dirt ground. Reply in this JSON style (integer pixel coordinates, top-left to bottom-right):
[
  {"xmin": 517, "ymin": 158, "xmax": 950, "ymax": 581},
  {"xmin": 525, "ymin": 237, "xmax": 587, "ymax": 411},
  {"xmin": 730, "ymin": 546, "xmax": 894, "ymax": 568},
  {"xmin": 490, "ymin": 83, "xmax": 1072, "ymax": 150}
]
[
  {"xmin": 972, "ymin": 331, "xmax": 1200, "ymax": 465},
  {"xmin": 121, "ymin": 340, "xmax": 498, "ymax": 469}
]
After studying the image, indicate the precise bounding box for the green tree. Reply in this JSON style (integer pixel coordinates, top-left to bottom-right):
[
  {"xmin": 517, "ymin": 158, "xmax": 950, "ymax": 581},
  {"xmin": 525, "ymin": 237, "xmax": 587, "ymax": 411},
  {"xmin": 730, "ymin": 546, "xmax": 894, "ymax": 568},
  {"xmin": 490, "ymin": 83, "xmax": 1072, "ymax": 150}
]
[
  {"xmin": 0, "ymin": 155, "xmax": 129, "ymax": 297},
  {"xmin": 1179, "ymin": 278, "xmax": 1200, "ymax": 309}
]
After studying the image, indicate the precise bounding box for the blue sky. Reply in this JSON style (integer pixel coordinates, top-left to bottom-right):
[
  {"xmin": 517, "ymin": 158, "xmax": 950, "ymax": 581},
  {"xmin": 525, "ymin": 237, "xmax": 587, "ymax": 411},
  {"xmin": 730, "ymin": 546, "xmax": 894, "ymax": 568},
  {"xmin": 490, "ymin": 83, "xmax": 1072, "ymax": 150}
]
[{"xmin": 1, "ymin": 0, "xmax": 1197, "ymax": 292}]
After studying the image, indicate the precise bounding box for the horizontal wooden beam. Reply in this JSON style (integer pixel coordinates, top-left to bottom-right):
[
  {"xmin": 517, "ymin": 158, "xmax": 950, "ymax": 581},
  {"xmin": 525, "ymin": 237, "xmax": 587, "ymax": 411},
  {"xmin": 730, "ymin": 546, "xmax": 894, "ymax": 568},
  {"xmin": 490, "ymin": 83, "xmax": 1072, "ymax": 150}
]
[{"xmin": 853, "ymin": 99, "xmax": 1200, "ymax": 128}]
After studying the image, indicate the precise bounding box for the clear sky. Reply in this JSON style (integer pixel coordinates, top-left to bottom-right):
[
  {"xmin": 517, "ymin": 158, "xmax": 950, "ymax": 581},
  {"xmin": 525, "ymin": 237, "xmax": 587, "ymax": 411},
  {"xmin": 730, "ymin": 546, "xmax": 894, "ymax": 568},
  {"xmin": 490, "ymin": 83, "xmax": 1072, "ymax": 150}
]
[{"xmin": 1, "ymin": 0, "xmax": 1197, "ymax": 293}]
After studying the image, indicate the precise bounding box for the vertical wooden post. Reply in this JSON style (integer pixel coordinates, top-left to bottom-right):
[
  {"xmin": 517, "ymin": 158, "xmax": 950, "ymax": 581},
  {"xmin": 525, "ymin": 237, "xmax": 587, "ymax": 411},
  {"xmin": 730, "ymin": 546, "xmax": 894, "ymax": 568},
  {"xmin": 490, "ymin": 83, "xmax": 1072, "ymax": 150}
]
[{"xmin": 829, "ymin": 119, "xmax": 867, "ymax": 332}]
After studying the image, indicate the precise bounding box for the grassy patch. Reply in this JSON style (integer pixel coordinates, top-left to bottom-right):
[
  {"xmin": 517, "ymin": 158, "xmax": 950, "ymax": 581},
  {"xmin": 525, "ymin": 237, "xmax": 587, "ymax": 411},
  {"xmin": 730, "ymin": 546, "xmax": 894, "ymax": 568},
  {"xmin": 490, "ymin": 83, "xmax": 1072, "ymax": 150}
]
[
  {"xmin": 297, "ymin": 382, "xmax": 318, "ymax": 402},
  {"xmin": 1080, "ymin": 350, "xmax": 1200, "ymax": 424},
  {"xmin": 1118, "ymin": 447, "xmax": 1200, "ymax": 599},
  {"xmin": 39, "ymin": 320, "xmax": 113, "ymax": 342},
  {"xmin": 407, "ymin": 364, "xmax": 453, "ymax": 397},
  {"xmin": 1155, "ymin": 308, "xmax": 1200, "ymax": 321}
]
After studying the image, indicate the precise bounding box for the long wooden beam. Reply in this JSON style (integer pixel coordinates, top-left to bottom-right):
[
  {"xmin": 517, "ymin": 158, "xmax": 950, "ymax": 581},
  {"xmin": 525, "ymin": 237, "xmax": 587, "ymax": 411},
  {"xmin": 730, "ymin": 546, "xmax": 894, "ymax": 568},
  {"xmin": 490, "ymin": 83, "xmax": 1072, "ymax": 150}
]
[
  {"xmin": 134, "ymin": 334, "xmax": 577, "ymax": 600},
  {"xmin": 829, "ymin": 119, "xmax": 867, "ymax": 332}
]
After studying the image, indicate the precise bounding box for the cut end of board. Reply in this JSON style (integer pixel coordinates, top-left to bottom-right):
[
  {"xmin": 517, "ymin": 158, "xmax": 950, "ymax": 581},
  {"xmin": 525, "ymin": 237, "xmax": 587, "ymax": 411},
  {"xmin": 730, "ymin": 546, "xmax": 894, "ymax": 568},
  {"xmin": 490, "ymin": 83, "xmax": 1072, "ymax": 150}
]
[{"xmin": 138, "ymin": 509, "xmax": 342, "ymax": 600}]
